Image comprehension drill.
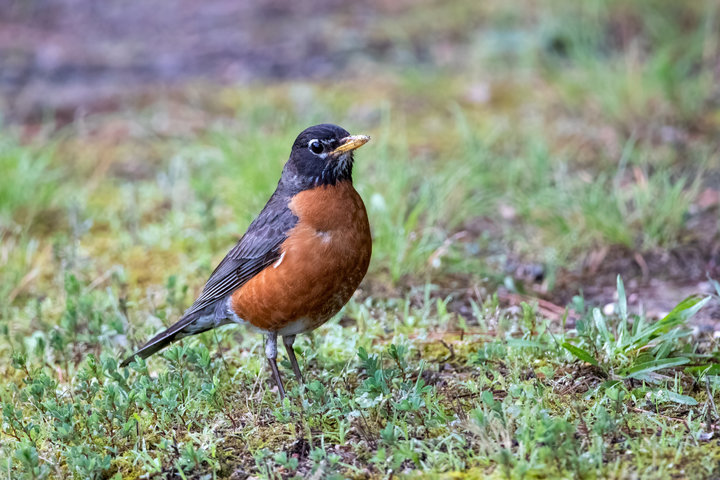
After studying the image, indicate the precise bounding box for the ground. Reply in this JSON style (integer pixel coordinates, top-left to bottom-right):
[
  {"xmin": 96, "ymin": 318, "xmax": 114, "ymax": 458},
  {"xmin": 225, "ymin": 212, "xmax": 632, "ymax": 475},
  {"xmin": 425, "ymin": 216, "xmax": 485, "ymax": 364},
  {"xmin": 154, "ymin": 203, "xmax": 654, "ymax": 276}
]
[{"xmin": 1, "ymin": 0, "xmax": 720, "ymax": 479}]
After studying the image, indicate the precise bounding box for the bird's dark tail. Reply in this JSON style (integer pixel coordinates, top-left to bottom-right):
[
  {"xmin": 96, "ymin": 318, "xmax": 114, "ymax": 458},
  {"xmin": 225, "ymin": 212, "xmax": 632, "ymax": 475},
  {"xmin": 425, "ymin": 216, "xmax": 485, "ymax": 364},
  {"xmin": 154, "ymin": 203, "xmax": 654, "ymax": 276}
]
[{"xmin": 120, "ymin": 313, "xmax": 213, "ymax": 367}]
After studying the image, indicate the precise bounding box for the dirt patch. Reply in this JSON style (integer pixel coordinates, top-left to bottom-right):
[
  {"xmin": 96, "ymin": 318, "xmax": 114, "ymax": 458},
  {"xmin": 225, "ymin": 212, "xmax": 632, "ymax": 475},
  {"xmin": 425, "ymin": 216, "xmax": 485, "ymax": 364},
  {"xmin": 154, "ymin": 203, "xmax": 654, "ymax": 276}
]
[
  {"xmin": 424, "ymin": 207, "xmax": 720, "ymax": 330},
  {"xmin": 2, "ymin": 0, "xmax": 361, "ymax": 119},
  {"xmin": 547, "ymin": 207, "xmax": 720, "ymax": 328},
  {"xmin": 0, "ymin": 0, "xmax": 469, "ymax": 121},
  {"xmin": 550, "ymin": 248, "xmax": 720, "ymax": 332}
]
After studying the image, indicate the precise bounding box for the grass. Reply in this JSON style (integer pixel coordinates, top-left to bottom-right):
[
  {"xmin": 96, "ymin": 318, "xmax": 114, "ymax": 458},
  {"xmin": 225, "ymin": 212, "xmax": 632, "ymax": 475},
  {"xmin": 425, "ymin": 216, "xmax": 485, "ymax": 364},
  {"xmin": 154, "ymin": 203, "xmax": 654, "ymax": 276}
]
[
  {"xmin": 3, "ymin": 276, "xmax": 719, "ymax": 479},
  {"xmin": 1, "ymin": 0, "xmax": 720, "ymax": 478}
]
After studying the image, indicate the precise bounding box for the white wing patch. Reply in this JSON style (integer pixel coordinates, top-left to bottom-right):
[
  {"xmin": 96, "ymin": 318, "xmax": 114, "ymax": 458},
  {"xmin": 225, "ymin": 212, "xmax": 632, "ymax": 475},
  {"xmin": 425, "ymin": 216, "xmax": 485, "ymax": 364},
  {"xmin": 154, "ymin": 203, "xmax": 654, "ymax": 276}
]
[{"xmin": 273, "ymin": 251, "xmax": 286, "ymax": 268}]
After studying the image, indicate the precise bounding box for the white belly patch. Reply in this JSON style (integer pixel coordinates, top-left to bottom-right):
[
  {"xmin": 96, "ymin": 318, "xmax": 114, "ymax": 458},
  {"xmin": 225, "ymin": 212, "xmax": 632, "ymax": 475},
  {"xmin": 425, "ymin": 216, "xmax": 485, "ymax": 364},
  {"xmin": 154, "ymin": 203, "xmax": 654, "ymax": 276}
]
[{"xmin": 276, "ymin": 317, "xmax": 316, "ymax": 336}]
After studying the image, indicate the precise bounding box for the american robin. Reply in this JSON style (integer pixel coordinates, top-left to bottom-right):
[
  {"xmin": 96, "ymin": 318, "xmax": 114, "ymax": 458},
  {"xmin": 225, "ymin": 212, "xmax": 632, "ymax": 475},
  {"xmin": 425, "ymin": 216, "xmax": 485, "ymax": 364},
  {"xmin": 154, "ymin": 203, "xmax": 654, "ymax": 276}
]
[{"xmin": 121, "ymin": 124, "xmax": 372, "ymax": 398}]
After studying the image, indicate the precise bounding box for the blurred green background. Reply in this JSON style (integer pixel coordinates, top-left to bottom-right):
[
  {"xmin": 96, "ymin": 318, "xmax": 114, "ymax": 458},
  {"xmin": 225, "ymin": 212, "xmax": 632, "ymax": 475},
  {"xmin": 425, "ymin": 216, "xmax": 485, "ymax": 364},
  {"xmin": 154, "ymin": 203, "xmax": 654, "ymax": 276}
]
[
  {"xmin": 2, "ymin": 0, "xmax": 718, "ymax": 311},
  {"xmin": 1, "ymin": 0, "xmax": 720, "ymax": 478}
]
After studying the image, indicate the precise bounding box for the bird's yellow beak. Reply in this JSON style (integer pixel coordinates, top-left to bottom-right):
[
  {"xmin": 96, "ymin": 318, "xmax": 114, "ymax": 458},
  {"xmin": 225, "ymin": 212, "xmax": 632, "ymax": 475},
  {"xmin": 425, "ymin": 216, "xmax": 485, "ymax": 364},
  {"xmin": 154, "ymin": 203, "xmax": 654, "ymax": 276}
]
[{"xmin": 331, "ymin": 135, "xmax": 370, "ymax": 155}]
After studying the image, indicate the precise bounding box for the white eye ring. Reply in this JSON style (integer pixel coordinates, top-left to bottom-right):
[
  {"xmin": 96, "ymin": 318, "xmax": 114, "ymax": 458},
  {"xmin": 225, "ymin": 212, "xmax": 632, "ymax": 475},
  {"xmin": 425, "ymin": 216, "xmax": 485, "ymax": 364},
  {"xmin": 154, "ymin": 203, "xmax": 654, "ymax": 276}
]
[{"xmin": 308, "ymin": 139, "xmax": 324, "ymax": 155}]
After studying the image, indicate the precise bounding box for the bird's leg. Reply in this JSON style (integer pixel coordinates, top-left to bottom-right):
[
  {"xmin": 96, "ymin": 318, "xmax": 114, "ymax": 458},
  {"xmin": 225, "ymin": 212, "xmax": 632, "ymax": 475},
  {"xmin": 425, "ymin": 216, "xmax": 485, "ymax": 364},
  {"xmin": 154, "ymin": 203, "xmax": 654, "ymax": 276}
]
[
  {"xmin": 283, "ymin": 335, "xmax": 304, "ymax": 385},
  {"xmin": 265, "ymin": 333, "xmax": 285, "ymax": 399}
]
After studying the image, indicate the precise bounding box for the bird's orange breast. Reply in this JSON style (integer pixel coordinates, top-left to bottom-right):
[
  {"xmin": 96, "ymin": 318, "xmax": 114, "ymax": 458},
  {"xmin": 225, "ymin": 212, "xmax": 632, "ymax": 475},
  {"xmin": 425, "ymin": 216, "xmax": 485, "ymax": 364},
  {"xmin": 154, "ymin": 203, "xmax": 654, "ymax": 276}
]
[{"xmin": 230, "ymin": 181, "xmax": 372, "ymax": 333}]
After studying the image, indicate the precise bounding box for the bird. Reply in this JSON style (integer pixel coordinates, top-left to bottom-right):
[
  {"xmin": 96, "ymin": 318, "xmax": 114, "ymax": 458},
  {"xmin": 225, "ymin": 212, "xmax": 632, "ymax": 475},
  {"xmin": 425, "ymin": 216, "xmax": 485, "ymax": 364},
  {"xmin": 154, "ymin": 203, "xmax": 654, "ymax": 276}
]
[{"xmin": 121, "ymin": 124, "xmax": 372, "ymax": 399}]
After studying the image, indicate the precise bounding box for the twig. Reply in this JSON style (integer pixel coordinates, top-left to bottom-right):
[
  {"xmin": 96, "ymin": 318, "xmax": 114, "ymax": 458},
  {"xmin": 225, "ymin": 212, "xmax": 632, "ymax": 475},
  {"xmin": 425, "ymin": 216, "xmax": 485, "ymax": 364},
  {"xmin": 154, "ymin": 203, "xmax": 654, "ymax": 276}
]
[
  {"xmin": 427, "ymin": 232, "xmax": 468, "ymax": 268},
  {"xmin": 85, "ymin": 265, "xmax": 120, "ymax": 292},
  {"xmin": 8, "ymin": 245, "xmax": 51, "ymax": 302},
  {"xmin": 497, "ymin": 291, "xmax": 578, "ymax": 322},
  {"xmin": 706, "ymin": 376, "xmax": 719, "ymax": 427},
  {"xmin": 630, "ymin": 407, "xmax": 690, "ymax": 431},
  {"xmin": 633, "ymin": 252, "xmax": 649, "ymax": 281},
  {"xmin": 439, "ymin": 339, "xmax": 455, "ymax": 363}
]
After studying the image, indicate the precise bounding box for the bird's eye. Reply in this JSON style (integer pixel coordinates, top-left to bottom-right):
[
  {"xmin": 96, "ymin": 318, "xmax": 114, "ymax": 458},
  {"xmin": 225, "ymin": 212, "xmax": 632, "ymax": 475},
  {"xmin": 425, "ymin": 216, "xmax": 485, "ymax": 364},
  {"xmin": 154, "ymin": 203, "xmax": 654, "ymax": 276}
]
[{"xmin": 308, "ymin": 139, "xmax": 324, "ymax": 154}]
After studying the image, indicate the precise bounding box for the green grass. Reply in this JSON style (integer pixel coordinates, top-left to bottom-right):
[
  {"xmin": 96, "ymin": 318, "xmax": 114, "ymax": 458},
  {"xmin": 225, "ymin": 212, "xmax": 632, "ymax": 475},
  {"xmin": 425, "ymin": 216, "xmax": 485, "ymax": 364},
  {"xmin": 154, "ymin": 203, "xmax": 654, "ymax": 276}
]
[
  {"xmin": 0, "ymin": 136, "xmax": 64, "ymax": 234},
  {"xmin": 2, "ymin": 0, "xmax": 720, "ymax": 478},
  {"xmin": 3, "ymin": 276, "xmax": 719, "ymax": 479}
]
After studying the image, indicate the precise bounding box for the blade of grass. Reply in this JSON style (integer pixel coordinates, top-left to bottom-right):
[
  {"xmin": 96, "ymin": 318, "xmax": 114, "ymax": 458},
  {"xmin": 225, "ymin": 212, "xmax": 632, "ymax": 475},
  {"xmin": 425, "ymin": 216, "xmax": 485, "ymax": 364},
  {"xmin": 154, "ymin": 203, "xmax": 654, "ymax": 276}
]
[{"xmin": 562, "ymin": 342, "xmax": 599, "ymax": 367}]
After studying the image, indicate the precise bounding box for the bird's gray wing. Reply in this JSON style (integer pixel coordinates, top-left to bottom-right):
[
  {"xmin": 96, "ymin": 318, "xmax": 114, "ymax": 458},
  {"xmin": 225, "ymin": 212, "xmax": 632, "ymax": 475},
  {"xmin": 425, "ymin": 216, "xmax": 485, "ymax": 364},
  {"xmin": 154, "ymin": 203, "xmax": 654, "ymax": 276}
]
[
  {"xmin": 121, "ymin": 192, "xmax": 297, "ymax": 366},
  {"xmin": 184, "ymin": 195, "xmax": 296, "ymax": 318}
]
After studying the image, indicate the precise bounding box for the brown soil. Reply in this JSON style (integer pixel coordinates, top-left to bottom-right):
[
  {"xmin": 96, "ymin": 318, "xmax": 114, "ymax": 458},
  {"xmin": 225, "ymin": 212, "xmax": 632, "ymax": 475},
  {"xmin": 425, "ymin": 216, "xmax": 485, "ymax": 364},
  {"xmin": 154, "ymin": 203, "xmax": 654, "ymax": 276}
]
[{"xmin": 0, "ymin": 0, "xmax": 457, "ymax": 121}]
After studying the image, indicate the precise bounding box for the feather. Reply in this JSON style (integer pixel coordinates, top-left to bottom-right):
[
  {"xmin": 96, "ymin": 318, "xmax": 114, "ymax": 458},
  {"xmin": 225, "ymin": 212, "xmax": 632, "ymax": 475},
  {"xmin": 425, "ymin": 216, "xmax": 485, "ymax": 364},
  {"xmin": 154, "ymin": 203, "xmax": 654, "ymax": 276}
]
[{"xmin": 120, "ymin": 189, "xmax": 297, "ymax": 366}]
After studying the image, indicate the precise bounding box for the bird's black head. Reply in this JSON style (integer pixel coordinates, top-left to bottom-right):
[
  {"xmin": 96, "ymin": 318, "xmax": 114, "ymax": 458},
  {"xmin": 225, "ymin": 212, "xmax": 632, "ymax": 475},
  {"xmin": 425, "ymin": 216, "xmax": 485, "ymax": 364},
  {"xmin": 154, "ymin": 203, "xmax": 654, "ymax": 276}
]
[{"xmin": 280, "ymin": 124, "xmax": 370, "ymax": 191}]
